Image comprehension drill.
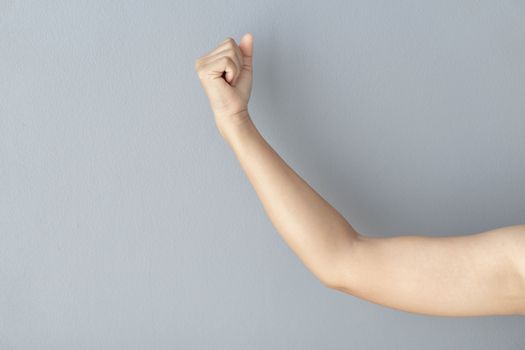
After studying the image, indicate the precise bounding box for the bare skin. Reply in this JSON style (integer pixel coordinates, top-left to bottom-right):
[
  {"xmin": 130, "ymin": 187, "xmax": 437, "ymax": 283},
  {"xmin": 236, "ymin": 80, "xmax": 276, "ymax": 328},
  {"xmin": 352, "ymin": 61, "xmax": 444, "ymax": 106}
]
[{"xmin": 194, "ymin": 33, "xmax": 525, "ymax": 317}]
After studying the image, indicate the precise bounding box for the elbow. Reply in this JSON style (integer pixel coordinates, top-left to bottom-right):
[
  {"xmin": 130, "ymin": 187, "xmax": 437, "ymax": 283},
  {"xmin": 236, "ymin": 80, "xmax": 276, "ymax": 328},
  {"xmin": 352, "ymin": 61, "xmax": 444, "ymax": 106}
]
[
  {"xmin": 319, "ymin": 267, "xmax": 358, "ymax": 294},
  {"xmin": 319, "ymin": 272, "xmax": 343, "ymax": 290},
  {"xmin": 302, "ymin": 259, "xmax": 344, "ymax": 290},
  {"xmin": 317, "ymin": 236, "xmax": 362, "ymax": 293}
]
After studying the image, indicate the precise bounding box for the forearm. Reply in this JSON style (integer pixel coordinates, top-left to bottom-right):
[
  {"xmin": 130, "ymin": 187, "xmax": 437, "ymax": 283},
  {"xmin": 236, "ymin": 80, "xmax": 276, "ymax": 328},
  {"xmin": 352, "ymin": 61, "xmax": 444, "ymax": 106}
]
[{"xmin": 221, "ymin": 112, "xmax": 359, "ymax": 286}]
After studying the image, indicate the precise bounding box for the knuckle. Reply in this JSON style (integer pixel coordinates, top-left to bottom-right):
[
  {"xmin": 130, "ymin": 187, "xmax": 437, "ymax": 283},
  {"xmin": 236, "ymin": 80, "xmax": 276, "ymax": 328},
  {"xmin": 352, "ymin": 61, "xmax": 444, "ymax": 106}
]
[{"xmin": 223, "ymin": 37, "xmax": 235, "ymax": 47}]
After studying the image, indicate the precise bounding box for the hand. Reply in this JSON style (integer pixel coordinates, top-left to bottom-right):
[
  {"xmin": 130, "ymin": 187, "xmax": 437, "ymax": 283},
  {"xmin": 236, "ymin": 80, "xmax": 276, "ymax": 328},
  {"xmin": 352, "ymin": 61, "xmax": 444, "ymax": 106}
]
[{"xmin": 195, "ymin": 33, "xmax": 254, "ymax": 136}]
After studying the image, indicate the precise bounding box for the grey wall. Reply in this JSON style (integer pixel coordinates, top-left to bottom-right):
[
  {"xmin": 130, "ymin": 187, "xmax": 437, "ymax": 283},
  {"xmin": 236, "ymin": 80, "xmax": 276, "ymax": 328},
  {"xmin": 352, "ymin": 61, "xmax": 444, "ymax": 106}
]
[{"xmin": 1, "ymin": 0, "xmax": 524, "ymax": 348}]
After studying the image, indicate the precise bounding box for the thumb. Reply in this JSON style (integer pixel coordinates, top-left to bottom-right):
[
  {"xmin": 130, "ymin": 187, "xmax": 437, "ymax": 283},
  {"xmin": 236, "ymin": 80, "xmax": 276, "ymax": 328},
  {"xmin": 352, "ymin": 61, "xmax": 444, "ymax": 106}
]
[{"xmin": 239, "ymin": 33, "xmax": 254, "ymax": 69}]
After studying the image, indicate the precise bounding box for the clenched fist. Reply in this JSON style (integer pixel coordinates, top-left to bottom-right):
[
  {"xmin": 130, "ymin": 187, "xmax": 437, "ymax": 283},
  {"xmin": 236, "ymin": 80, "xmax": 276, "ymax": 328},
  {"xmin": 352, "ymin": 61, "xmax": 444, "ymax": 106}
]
[{"xmin": 195, "ymin": 33, "xmax": 254, "ymax": 137}]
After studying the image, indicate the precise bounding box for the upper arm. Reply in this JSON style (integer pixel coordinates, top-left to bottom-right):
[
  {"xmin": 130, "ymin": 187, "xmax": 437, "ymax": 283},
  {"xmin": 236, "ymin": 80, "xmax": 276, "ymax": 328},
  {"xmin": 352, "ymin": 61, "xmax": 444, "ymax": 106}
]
[{"xmin": 332, "ymin": 224, "xmax": 525, "ymax": 316}]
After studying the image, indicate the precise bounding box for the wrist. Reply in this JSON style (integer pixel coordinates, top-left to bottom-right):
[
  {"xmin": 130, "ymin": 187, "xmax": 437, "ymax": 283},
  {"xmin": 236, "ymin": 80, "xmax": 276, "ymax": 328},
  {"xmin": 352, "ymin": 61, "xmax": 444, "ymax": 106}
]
[{"xmin": 216, "ymin": 110, "xmax": 256, "ymax": 143}]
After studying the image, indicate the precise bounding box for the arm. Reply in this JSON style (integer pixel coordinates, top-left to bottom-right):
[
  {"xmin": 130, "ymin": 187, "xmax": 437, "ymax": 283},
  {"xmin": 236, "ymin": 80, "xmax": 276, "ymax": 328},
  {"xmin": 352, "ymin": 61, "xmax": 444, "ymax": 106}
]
[
  {"xmin": 195, "ymin": 34, "xmax": 525, "ymax": 317},
  {"xmin": 224, "ymin": 112, "xmax": 525, "ymax": 317}
]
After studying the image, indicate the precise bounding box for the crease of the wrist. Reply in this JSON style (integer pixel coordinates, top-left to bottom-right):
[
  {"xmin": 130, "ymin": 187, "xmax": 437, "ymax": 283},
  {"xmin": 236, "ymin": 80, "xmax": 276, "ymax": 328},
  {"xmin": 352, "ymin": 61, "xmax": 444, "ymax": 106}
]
[
  {"xmin": 220, "ymin": 112, "xmax": 257, "ymax": 143},
  {"xmin": 222, "ymin": 109, "xmax": 250, "ymax": 125}
]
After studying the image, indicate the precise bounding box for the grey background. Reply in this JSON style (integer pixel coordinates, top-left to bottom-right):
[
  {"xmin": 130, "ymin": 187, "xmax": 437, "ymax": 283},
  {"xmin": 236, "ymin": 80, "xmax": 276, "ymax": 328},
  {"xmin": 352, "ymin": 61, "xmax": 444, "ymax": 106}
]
[{"xmin": 1, "ymin": 0, "xmax": 524, "ymax": 348}]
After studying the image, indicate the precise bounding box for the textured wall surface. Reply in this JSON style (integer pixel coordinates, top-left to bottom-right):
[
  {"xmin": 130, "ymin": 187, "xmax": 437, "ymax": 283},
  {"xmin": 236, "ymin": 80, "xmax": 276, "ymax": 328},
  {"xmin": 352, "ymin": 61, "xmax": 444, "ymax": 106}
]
[{"xmin": 1, "ymin": 0, "xmax": 525, "ymax": 348}]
